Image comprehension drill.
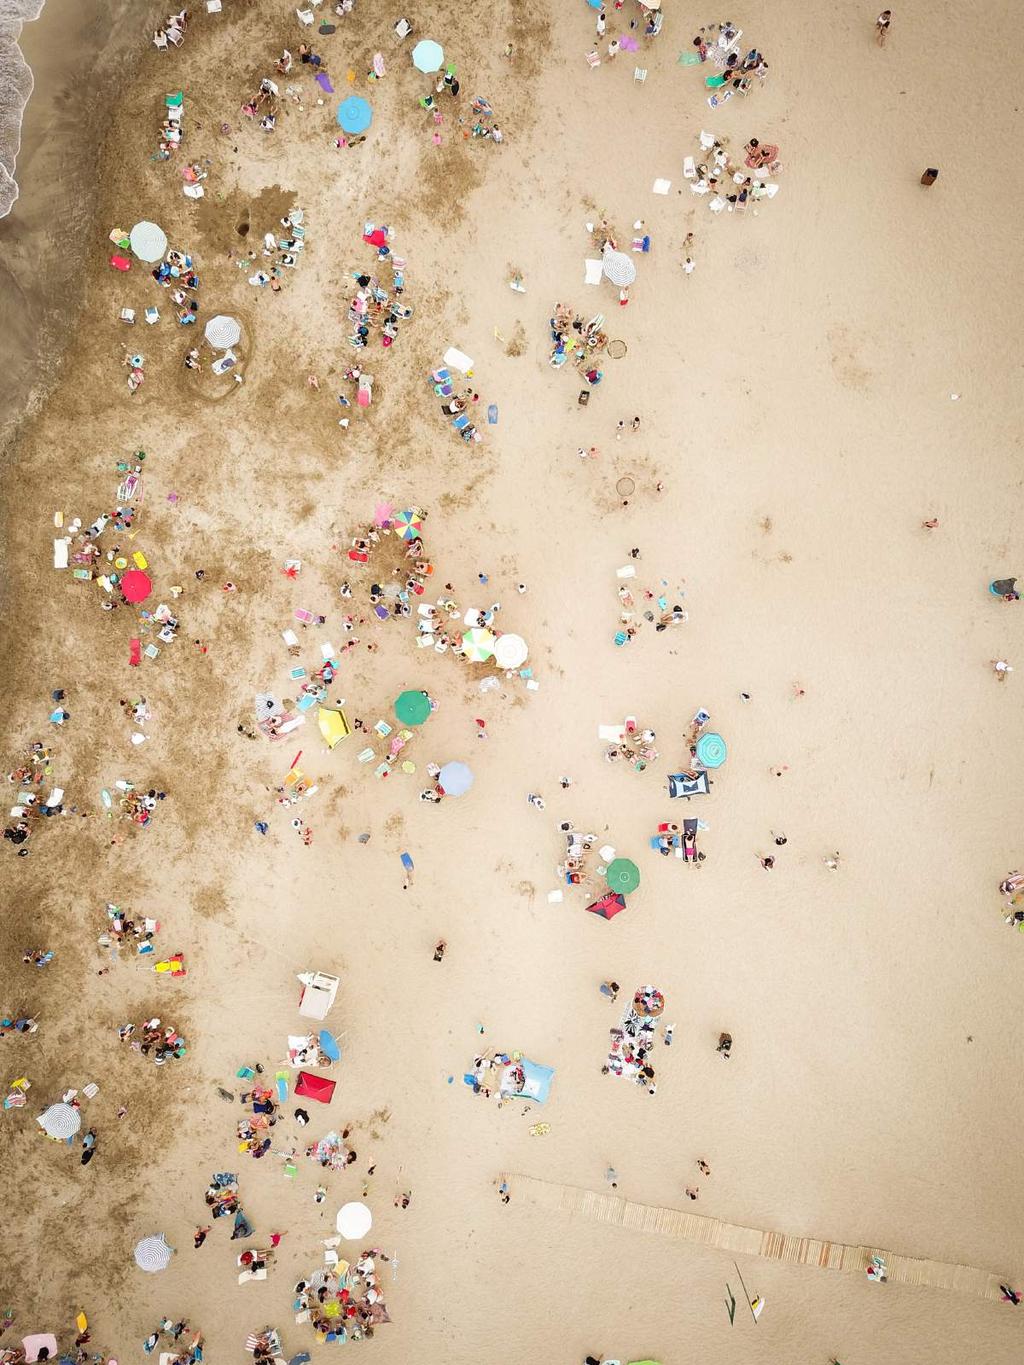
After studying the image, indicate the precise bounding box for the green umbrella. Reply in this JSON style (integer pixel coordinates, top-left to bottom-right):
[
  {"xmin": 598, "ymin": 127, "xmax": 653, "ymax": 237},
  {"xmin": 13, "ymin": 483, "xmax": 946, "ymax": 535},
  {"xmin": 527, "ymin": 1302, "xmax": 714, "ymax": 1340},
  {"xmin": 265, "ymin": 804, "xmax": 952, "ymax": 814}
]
[
  {"xmin": 394, "ymin": 690, "xmax": 431, "ymax": 726},
  {"xmin": 606, "ymin": 857, "xmax": 640, "ymax": 894}
]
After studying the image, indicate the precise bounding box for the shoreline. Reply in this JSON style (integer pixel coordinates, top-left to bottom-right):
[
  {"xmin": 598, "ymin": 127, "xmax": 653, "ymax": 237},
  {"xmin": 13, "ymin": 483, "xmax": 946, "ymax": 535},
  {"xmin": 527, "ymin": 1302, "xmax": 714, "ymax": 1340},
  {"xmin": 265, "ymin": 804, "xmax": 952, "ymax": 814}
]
[{"xmin": 0, "ymin": 0, "xmax": 141, "ymax": 451}]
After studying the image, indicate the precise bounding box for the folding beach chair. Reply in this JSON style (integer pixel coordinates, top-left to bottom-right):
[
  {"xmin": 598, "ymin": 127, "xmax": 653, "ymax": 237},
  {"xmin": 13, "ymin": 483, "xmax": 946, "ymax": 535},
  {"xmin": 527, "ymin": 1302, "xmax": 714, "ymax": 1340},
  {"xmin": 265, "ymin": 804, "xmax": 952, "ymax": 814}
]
[
  {"xmin": 634, "ymin": 67, "xmax": 647, "ymax": 83},
  {"xmin": 452, "ymin": 415, "xmax": 470, "ymax": 432},
  {"xmin": 296, "ymin": 8, "xmax": 314, "ymax": 23},
  {"xmin": 586, "ymin": 50, "xmax": 601, "ymax": 68}
]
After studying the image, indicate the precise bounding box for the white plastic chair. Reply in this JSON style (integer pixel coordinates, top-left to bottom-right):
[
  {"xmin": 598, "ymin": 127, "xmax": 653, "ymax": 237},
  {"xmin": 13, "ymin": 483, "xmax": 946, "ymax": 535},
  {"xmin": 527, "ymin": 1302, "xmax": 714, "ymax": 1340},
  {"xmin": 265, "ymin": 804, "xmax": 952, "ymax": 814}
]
[{"xmin": 296, "ymin": 8, "xmax": 314, "ymax": 23}]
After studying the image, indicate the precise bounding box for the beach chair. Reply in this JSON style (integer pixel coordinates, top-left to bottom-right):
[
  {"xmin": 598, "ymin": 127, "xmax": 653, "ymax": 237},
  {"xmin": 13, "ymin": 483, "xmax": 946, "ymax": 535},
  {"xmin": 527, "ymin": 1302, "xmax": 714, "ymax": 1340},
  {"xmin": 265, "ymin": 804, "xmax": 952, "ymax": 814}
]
[
  {"xmin": 296, "ymin": 7, "xmax": 314, "ymax": 23},
  {"xmin": 394, "ymin": 17, "xmax": 412, "ymax": 39},
  {"xmin": 708, "ymin": 195, "xmax": 726, "ymax": 213},
  {"xmin": 634, "ymin": 67, "xmax": 647, "ymax": 83},
  {"xmin": 585, "ymin": 50, "xmax": 601, "ymax": 68},
  {"xmin": 683, "ymin": 155, "xmax": 696, "ymax": 178},
  {"xmin": 153, "ymin": 29, "xmax": 169, "ymax": 47},
  {"xmin": 167, "ymin": 25, "xmax": 184, "ymax": 44}
]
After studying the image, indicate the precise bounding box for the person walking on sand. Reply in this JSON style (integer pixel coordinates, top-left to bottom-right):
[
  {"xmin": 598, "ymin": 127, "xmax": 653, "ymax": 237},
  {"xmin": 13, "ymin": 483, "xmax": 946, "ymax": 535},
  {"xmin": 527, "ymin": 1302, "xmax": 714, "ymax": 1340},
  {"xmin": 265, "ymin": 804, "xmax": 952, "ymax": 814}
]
[
  {"xmin": 685, "ymin": 1186, "xmax": 699, "ymax": 1200},
  {"xmin": 605, "ymin": 1166, "xmax": 618, "ymax": 1189},
  {"xmin": 921, "ymin": 516, "xmax": 938, "ymax": 529},
  {"xmin": 697, "ymin": 1159, "xmax": 711, "ymax": 1175},
  {"xmin": 875, "ymin": 9, "xmax": 891, "ymax": 44},
  {"xmin": 433, "ymin": 939, "xmax": 447, "ymax": 961},
  {"xmin": 717, "ymin": 1032, "xmax": 733, "ymax": 1058}
]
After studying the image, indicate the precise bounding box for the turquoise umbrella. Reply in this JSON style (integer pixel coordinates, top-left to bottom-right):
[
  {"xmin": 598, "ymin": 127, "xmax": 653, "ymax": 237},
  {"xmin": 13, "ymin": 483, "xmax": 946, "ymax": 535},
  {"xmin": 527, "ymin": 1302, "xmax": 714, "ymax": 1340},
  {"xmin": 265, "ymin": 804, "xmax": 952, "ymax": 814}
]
[
  {"xmin": 336, "ymin": 96, "xmax": 372, "ymax": 133},
  {"xmin": 412, "ymin": 39, "xmax": 444, "ymax": 73},
  {"xmin": 695, "ymin": 732, "xmax": 727, "ymax": 768},
  {"xmin": 606, "ymin": 858, "xmax": 640, "ymax": 894}
]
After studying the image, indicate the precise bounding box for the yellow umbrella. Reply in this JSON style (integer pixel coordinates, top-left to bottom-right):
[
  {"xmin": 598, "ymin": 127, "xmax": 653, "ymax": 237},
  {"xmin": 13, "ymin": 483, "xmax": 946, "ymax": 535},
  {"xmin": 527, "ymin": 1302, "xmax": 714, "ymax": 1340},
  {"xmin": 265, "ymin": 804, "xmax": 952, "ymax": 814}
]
[{"xmin": 318, "ymin": 708, "xmax": 350, "ymax": 749}]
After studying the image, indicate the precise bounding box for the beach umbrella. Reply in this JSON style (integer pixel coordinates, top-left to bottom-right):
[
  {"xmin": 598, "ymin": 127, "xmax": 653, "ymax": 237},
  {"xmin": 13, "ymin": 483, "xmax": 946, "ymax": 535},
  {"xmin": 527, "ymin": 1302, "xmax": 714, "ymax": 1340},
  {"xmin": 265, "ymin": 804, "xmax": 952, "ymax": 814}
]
[
  {"xmin": 438, "ymin": 760, "xmax": 474, "ymax": 797},
  {"xmin": 393, "ymin": 508, "xmax": 424, "ymax": 541},
  {"xmin": 22, "ymin": 1338, "xmax": 59, "ymax": 1364},
  {"xmin": 492, "ymin": 633, "xmax": 528, "ymax": 668},
  {"xmin": 204, "ymin": 314, "xmax": 241, "ymax": 349},
  {"xmin": 411, "ymin": 39, "xmax": 444, "ymax": 73},
  {"xmin": 39, "ymin": 1102, "xmax": 81, "ymax": 1139},
  {"xmin": 129, "ymin": 220, "xmax": 168, "ymax": 262},
  {"xmin": 695, "ymin": 732, "xmax": 728, "ymax": 768},
  {"xmin": 319, "ymin": 1028, "xmax": 341, "ymax": 1062},
  {"xmin": 336, "ymin": 1201, "xmax": 373, "ymax": 1239},
  {"xmin": 318, "ymin": 707, "xmax": 351, "ymax": 749},
  {"xmin": 336, "ymin": 95, "xmax": 372, "ymax": 133},
  {"xmin": 133, "ymin": 1233, "xmax": 173, "ymax": 1273},
  {"xmin": 255, "ymin": 692, "xmax": 283, "ymax": 718},
  {"xmin": 461, "ymin": 627, "xmax": 495, "ymax": 662},
  {"xmin": 606, "ymin": 857, "xmax": 641, "ymax": 894},
  {"xmin": 586, "ymin": 891, "xmax": 627, "ymax": 920},
  {"xmin": 394, "ymin": 690, "xmax": 431, "ymax": 726},
  {"xmin": 602, "ymin": 246, "xmax": 636, "ymax": 287},
  {"xmin": 120, "ymin": 568, "xmax": 152, "ymax": 604},
  {"xmin": 295, "ymin": 1071, "xmax": 337, "ymax": 1103}
]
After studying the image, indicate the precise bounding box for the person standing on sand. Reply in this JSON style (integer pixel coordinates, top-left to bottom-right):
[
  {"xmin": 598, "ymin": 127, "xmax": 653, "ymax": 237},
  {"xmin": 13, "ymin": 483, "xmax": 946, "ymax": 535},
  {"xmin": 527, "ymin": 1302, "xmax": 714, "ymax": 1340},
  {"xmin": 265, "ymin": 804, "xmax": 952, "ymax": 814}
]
[{"xmin": 875, "ymin": 10, "xmax": 891, "ymax": 44}]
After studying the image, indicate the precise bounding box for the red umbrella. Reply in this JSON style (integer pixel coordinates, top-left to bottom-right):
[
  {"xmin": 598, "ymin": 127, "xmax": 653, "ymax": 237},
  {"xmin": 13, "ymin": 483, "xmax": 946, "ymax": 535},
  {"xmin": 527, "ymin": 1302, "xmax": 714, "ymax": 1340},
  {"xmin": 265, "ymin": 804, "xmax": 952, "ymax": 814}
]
[
  {"xmin": 586, "ymin": 892, "xmax": 627, "ymax": 920},
  {"xmin": 295, "ymin": 1071, "xmax": 336, "ymax": 1103},
  {"xmin": 121, "ymin": 568, "xmax": 153, "ymax": 604}
]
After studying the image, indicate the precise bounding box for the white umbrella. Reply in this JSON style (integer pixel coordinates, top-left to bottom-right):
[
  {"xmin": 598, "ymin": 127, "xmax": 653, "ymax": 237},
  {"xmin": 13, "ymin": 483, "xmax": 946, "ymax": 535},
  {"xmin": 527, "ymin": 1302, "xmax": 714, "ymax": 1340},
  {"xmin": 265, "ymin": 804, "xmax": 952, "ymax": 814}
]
[
  {"xmin": 205, "ymin": 314, "xmax": 242, "ymax": 349},
  {"xmin": 493, "ymin": 633, "xmax": 528, "ymax": 668},
  {"xmin": 437, "ymin": 760, "xmax": 474, "ymax": 797},
  {"xmin": 134, "ymin": 1233, "xmax": 173, "ymax": 1272},
  {"xmin": 39, "ymin": 1102, "xmax": 81, "ymax": 1139},
  {"xmin": 129, "ymin": 221, "xmax": 168, "ymax": 262},
  {"xmin": 336, "ymin": 1201, "xmax": 373, "ymax": 1239},
  {"xmin": 602, "ymin": 246, "xmax": 636, "ymax": 287}
]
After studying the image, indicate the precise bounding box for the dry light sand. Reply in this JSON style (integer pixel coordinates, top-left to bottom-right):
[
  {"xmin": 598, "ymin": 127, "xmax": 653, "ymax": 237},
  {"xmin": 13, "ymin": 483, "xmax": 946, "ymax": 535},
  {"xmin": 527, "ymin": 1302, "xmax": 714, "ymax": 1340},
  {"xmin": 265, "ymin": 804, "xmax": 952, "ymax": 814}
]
[{"xmin": 1, "ymin": 0, "xmax": 1023, "ymax": 1362}]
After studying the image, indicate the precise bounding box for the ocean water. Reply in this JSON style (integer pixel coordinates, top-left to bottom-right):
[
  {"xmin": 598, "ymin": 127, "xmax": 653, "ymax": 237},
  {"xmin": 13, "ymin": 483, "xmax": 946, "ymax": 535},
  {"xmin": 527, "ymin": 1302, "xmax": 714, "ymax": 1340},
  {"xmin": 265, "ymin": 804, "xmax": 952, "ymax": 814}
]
[{"xmin": 0, "ymin": 0, "xmax": 44, "ymax": 218}]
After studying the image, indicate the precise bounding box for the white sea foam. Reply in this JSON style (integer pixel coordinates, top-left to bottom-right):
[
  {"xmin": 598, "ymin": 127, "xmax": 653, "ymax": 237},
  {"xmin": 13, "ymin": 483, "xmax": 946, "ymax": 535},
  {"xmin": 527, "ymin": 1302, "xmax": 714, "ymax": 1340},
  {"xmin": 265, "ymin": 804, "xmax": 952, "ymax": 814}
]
[{"xmin": 0, "ymin": 0, "xmax": 45, "ymax": 218}]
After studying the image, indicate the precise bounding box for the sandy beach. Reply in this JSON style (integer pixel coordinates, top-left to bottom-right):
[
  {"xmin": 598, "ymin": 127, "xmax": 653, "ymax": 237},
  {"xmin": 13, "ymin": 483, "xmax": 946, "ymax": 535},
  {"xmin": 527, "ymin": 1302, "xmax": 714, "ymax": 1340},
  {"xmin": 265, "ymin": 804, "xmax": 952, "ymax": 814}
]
[{"xmin": 2, "ymin": 1, "xmax": 1023, "ymax": 1362}]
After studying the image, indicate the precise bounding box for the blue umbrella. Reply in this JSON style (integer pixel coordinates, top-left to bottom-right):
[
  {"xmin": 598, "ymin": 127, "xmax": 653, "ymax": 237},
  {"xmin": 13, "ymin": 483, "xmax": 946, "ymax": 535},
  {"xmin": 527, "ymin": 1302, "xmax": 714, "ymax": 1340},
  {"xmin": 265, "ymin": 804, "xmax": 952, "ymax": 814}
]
[
  {"xmin": 336, "ymin": 96, "xmax": 372, "ymax": 133},
  {"xmin": 320, "ymin": 1029, "xmax": 341, "ymax": 1062},
  {"xmin": 695, "ymin": 732, "xmax": 728, "ymax": 768}
]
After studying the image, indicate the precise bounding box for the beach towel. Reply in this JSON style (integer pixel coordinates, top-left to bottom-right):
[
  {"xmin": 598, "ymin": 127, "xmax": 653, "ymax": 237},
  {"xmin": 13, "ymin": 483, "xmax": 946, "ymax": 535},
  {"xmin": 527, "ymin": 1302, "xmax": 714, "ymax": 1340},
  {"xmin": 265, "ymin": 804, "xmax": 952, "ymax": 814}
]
[
  {"xmin": 315, "ymin": 72, "xmax": 334, "ymax": 93},
  {"xmin": 584, "ymin": 258, "xmax": 603, "ymax": 285}
]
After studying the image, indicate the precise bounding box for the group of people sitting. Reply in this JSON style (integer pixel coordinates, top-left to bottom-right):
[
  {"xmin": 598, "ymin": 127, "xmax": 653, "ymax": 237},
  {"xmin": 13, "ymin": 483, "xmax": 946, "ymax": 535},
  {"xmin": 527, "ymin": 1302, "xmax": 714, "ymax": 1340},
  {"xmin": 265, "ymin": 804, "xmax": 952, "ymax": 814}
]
[
  {"xmin": 294, "ymin": 1251, "xmax": 392, "ymax": 1342},
  {"xmin": 548, "ymin": 302, "xmax": 609, "ymax": 382},
  {"xmin": 153, "ymin": 8, "xmax": 188, "ymax": 47},
  {"xmin": 687, "ymin": 131, "xmax": 781, "ymax": 211}
]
